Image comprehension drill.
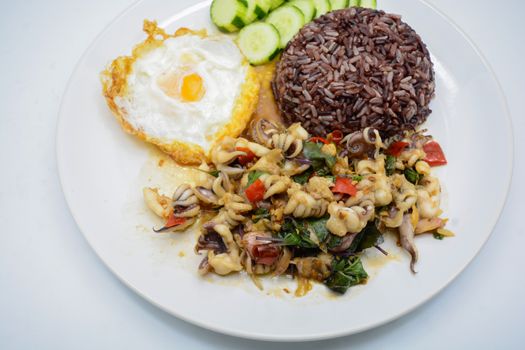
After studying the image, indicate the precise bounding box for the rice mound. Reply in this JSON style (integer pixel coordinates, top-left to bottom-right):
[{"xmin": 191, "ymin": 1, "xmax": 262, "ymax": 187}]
[{"xmin": 273, "ymin": 8, "xmax": 435, "ymax": 137}]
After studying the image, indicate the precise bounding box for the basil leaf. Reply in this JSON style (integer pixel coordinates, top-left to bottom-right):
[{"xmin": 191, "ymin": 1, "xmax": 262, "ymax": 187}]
[
  {"xmin": 292, "ymin": 167, "xmax": 313, "ymax": 184},
  {"xmin": 404, "ymin": 168, "xmax": 420, "ymax": 185},
  {"xmin": 324, "ymin": 256, "xmax": 368, "ymax": 294},
  {"xmin": 352, "ymin": 175, "xmax": 363, "ymax": 182},
  {"xmin": 314, "ymin": 164, "xmax": 332, "ymax": 177},
  {"xmin": 433, "ymin": 233, "xmax": 445, "ymax": 240},
  {"xmin": 252, "ymin": 208, "xmax": 270, "ymax": 223},
  {"xmin": 281, "ymin": 231, "xmax": 318, "ymax": 248},
  {"xmin": 339, "ymin": 221, "xmax": 384, "ymax": 255},
  {"xmin": 278, "ymin": 218, "xmax": 316, "ymax": 248},
  {"xmin": 247, "ymin": 171, "xmax": 265, "ymax": 186},
  {"xmin": 307, "ymin": 216, "xmax": 330, "ymax": 242},
  {"xmin": 326, "ymin": 235, "xmax": 343, "ymax": 250},
  {"xmin": 385, "ymin": 155, "xmax": 396, "ymax": 176},
  {"xmin": 303, "ymin": 142, "xmax": 336, "ymax": 169},
  {"xmin": 355, "ymin": 221, "xmax": 384, "ymax": 252}
]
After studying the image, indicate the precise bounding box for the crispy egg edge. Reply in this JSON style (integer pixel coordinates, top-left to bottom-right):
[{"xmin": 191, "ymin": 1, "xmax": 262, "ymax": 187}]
[{"xmin": 100, "ymin": 20, "xmax": 260, "ymax": 165}]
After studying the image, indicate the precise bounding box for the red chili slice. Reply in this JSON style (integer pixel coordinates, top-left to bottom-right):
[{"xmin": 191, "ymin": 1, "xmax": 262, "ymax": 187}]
[
  {"xmin": 332, "ymin": 177, "xmax": 357, "ymax": 196},
  {"xmin": 330, "ymin": 130, "xmax": 343, "ymax": 144},
  {"xmin": 245, "ymin": 179, "xmax": 265, "ymax": 203},
  {"xmin": 235, "ymin": 147, "xmax": 256, "ymax": 165},
  {"xmin": 423, "ymin": 141, "xmax": 447, "ymax": 166},
  {"xmin": 154, "ymin": 213, "xmax": 187, "ymax": 232},
  {"xmin": 387, "ymin": 141, "xmax": 409, "ymax": 156},
  {"xmin": 308, "ymin": 136, "xmax": 330, "ymax": 145}
]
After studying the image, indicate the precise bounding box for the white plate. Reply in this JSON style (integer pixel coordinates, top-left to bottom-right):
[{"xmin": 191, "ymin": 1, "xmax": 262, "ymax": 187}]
[{"xmin": 57, "ymin": 0, "xmax": 513, "ymax": 341}]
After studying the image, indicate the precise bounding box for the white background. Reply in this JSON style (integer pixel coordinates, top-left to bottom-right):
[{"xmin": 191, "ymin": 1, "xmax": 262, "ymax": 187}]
[{"xmin": 1, "ymin": 0, "xmax": 523, "ymax": 348}]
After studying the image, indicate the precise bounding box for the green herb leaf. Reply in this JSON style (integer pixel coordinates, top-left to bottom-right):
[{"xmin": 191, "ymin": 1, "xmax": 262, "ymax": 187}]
[
  {"xmin": 433, "ymin": 232, "xmax": 445, "ymax": 240},
  {"xmin": 355, "ymin": 222, "xmax": 384, "ymax": 252},
  {"xmin": 324, "ymin": 256, "xmax": 368, "ymax": 294},
  {"xmin": 278, "ymin": 218, "xmax": 317, "ymax": 248},
  {"xmin": 247, "ymin": 171, "xmax": 265, "ymax": 186},
  {"xmin": 278, "ymin": 217, "xmax": 330, "ymax": 248},
  {"xmin": 313, "ymin": 162, "xmax": 332, "ymax": 176},
  {"xmin": 352, "ymin": 175, "xmax": 363, "ymax": 182},
  {"xmin": 303, "ymin": 142, "xmax": 336, "ymax": 169},
  {"xmin": 404, "ymin": 168, "xmax": 420, "ymax": 185},
  {"xmin": 280, "ymin": 231, "xmax": 318, "ymax": 248},
  {"xmin": 307, "ymin": 217, "xmax": 330, "ymax": 242},
  {"xmin": 208, "ymin": 170, "xmax": 220, "ymax": 177},
  {"xmin": 252, "ymin": 208, "xmax": 270, "ymax": 223},
  {"xmin": 323, "ymin": 175, "xmax": 335, "ymax": 183},
  {"xmin": 292, "ymin": 167, "xmax": 313, "ymax": 184},
  {"xmin": 326, "ymin": 235, "xmax": 342, "ymax": 250},
  {"xmin": 385, "ymin": 155, "xmax": 396, "ymax": 176},
  {"xmin": 336, "ymin": 221, "xmax": 384, "ymax": 255}
]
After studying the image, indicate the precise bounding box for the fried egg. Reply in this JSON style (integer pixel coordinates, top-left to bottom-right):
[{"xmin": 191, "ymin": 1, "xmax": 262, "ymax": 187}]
[{"xmin": 101, "ymin": 21, "xmax": 260, "ymax": 165}]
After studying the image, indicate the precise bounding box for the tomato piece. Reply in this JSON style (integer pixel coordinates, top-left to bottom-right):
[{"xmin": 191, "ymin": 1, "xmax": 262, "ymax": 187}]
[
  {"xmin": 308, "ymin": 136, "xmax": 330, "ymax": 145},
  {"xmin": 243, "ymin": 233, "xmax": 280, "ymax": 265},
  {"xmin": 423, "ymin": 141, "xmax": 447, "ymax": 166},
  {"xmin": 330, "ymin": 130, "xmax": 343, "ymax": 144},
  {"xmin": 332, "ymin": 177, "xmax": 357, "ymax": 196},
  {"xmin": 387, "ymin": 141, "xmax": 409, "ymax": 156},
  {"xmin": 253, "ymin": 245, "xmax": 280, "ymax": 265},
  {"xmin": 235, "ymin": 147, "xmax": 256, "ymax": 165},
  {"xmin": 245, "ymin": 179, "xmax": 265, "ymax": 203}
]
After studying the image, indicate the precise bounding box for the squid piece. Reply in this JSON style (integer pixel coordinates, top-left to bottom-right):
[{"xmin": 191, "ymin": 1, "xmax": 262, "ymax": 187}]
[
  {"xmin": 392, "ymin": 174, "xmax": 418, "ymax": 212},
  {"xmin": 211, "ymin": 193, "xmax": 252, "ymax": 228},
  {"xmin": 284, "ymin": 183, "xmax": 328, "ymax": 218},
  {"xmin": 294, "ymin": 254, "xmax": 333, "ymax": 282},
  {"xmin": 398, "ymin": 147, "xmax": 426, "ymax": 167},
  {"xmin": 341, "ymin": 129, "xmax": 377, "ymax": 159},
  {"xmin": 305, "ymin": 176, "xmax": 334, "ymax": 201},
  {"xmin": 206, "ymin": 224, "xmax": 243, "ymax": 275},
  {"xmin": 267, "ymin": 123, "xmax": 308, "ymax": 158},
  {"xmin": 326, "ymin": 200, "xmax": 374, "ymax": 237},
  {"xmin": 281, "ymin": 159, "xmax": 311, "ymax": 176},
  {"xmin": 143, "ymin": 187, "xmax": 171, "ymax": 219},
  {"xmin": 250, "ymin": 149, "xmax": 283, "ymax": 175},
  {"xmin": 250, "ymin": 118, "xmax": 283, "ymax": 145},
  {"xmin": 417, "ymin": 175, "xmax": 441, "ymax": 219},
  {"xmin": 259, "ymin": 174, "xmax": 292, "ymax": 199},
  {"xmin": 399, "ymin": 214, "xmax": 418, "ymax": 273},
  {"xmin": 193, "ymin": 172, "xmax": 232, "ymax": 205},
  {"xmin": 234, "ymin": 137, "xmax": 271, "ymax": 157},
  {"xmin": 210, "ymin": 137, "xmax": 245, "ymax": 166}
]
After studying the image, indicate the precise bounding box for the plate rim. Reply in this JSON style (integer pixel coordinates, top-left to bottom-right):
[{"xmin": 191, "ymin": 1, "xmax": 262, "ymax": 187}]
[{"xmin": 56, "ymin": 0, "xmax": 514, "ymax": 341}]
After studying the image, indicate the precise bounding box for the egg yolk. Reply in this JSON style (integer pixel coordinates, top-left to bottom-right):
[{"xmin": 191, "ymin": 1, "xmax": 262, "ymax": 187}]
[
  {"xmin": 157, "ymin": 71, "xmax": 205, "ymax": 102},
  {"xmin": 180, "ymin": 73, "xmax": 205, "ymax": 102}
]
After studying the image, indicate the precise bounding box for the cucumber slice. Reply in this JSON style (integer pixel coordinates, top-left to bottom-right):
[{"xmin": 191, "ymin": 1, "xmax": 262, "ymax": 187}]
[
  {"xmin": 289, "ymin": 0, "xmax": 316, "ymax": 22},
  {"xmin": 266, "ymin": 5, "xmax": 305, "ymax": 48},
  {"xmin": 210, "ymin": 0, "xmax": 248, "ymax": 32},
  {"xmin": 312, "ymin": 0, "xmax": 331, "ymax": 18},
  {"xmin": 256, "ymin": 0, "xmax": 272, "ymax": 14},
  {"xmin": 238, "ymin": 22, "xmax": 281, "ymax": 65},
  {"xmin": 360, "ymin": 0, "xmax": 376, "ymax": 8},
  {"xmin": 330, "ymin": 0, "xmax": 349, "ymax": 10},
  {"xmin": 348, "ymin": 0, "xmax": 360, "ymax": 6},
  {"xmin": 269, "ymin": 0, "xmax": 285, "ymax": 10},
  {"xmin": 243, "ymin": 0, "xmax": 269, "ymax": 23}
]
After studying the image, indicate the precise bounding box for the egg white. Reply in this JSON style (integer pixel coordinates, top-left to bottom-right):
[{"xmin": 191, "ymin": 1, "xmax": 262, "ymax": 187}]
[{"xmin": 115, "ymin": 34, "xmax": 248, "ymax": 150}]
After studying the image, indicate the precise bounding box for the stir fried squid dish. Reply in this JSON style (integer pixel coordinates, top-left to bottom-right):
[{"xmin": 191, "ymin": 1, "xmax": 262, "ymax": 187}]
[
  {"xmin": 142, "ymin": 120, "xmax": 451, "ymax": 294},
  {"xmin": 102, "ymin": 1, "xmax": 453, "ymax": 295}
]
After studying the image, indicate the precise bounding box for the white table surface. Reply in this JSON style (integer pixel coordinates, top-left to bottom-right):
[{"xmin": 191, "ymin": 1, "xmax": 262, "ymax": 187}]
[{"xmin": 1, "ymin": 0, "xmax": 523, "ymax": 348}]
